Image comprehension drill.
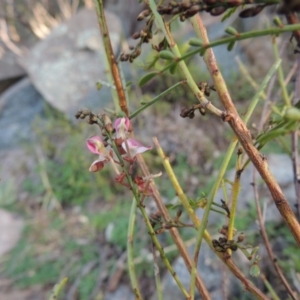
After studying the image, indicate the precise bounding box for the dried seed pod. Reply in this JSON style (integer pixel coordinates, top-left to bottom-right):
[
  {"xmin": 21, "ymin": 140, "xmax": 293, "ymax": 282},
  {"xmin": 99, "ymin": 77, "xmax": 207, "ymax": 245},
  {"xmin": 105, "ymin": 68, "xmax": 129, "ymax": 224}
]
[
  {"xmin": 277, "ymin": 0, "xmax": 300, "ymax": 13},
  {"xmin": 132, "ymin": 32, "xmax": 141, "ymax": 40},
  {"xmin": 137, "ymin": 9, "xmax": 151, "ymax": 21},
  {"xmin": 239, "ymin": 5, "xmax": 265, "ymax": 18},
  {"xmin": 237, "ymin": 232, "xmax": 245, "ymax": 243},
  {"xmin": 180, "ymin": 107, "xmax": 192, "ymax": 118},
  {"xmin": 210, "ymin": 6, "xmax": 227, "ymax": 16},
  {"xmin": 157, "ymin": 5, "xmax": 173, "ymax": 14},
  {"xmin": 188, "ymin": 111, "xmax": 195, "ymax": 119},
  {"xmin": 229, "ymin": 244, "xmax": 238, "ymax": 251},
  {"xmin": 185, "ymin": 5, "xmax": 201, "ymax": 18}
]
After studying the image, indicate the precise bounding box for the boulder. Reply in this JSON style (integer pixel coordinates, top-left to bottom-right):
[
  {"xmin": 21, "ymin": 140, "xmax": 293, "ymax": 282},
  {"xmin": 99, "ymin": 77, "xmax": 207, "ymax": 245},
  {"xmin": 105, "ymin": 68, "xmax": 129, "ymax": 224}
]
[{"xmin": 21, "ymin": 8, "xmax": 122, "ymax": 118}]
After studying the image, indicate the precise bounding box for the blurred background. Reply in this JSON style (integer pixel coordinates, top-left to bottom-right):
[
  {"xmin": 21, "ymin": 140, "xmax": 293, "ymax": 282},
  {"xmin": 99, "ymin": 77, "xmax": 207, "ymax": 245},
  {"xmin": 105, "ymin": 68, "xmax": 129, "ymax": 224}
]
[{"xmin": 0, "ymin": 0, "xmax": 299, "ymax": 299}]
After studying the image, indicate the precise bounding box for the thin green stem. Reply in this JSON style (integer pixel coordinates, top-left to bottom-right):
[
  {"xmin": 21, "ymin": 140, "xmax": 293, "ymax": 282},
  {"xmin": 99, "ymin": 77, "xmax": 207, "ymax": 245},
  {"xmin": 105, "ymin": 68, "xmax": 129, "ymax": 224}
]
[
  {"xmin": 191, "ymin": 55, "xmax": 281, "ymax": 278},
  {"xmin": 201, "ymin": 24, "xmax": 300, "ymax": 54},
  {"xmin": 129, "ymin": 81, "xmax": 184, "ymax": 119},
  {"xmin": 221, "ymin": 179, "xmax": 229, "ymax": 204},
  {"xmin": 243, "ymin": 59, "xmax": 282, "ymax": 125},
  {"xmin": 272, "ymin": 38, "xmax": 291, "ymax": 106},
  {"xmin": 261, "ymin": 275, "xmax": 281, "ymax": 300},
  {"xmin": 153, "ymin": 137, "xmax": 268, "ymax": 300},
  {"xmin": 149, "ymin": 0, "xmax": 224, "ymax": 118},
  {"xmin": 127, "ymin": 199, "xmax": 143, "ymax": 299},
  {"xmin": 227, "ymin": 154, "xmax": 242, "ymax": 255},
  {"xmin": 104, "ymin": 129, "xmax": 190, "ymax": 298}
]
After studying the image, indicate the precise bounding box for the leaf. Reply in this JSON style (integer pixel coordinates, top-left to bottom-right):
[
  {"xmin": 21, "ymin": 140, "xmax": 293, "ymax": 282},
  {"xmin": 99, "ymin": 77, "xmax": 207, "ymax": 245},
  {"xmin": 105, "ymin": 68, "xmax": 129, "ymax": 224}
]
[
  {"xmin": 169, "ymin": 62, "xmax": 178, "ymax": 74},
  {"xmin": 126, "ymin": 81, "xmax": 133, "ymax": 87},
  {"xmin": 250, "ymin": 263, "xmax": 260, "ymax": 277},
  {"xmin": 138, "ymin": 72, "xmax": 158, "ymax": 86},
  {"xmin": 96, "ymin": 82, "xmax": 103, "ymax": 90},
  {"xmin": 188, "ymin": 38, "xmax": 203, "ymax": 47},
  {"xmin": 221, "ymin": 7, "xmax": 238, "ymax": 22},
  {"xmin": 49, "ymin": 277, "xmax": 68, "ymax": 300},
  {"xmin": 225, "ymin": 26, "xmax": 238, "ymax": 36},
  {"xmin": 227, "ymin": 40, "xmax": 235, "ymax": 51},
  {"xmin": 159, "ymin": 50, "xmax": 175, "ymax": 60}
]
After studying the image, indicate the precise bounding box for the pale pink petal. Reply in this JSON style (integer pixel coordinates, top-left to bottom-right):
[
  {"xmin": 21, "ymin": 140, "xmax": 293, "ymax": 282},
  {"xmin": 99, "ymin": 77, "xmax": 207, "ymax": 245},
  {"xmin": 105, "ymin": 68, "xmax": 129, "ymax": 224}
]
[
  {"xmin": 114, "ymin": 117, "xmax": 131, "ymax": 139},
  {"xmin": 122, "ymin": 138, "xmax": 152, "ymax": 157},
  {"xmin": 86, "ymin": 136, "xmax": 105, "ymax": 154}
]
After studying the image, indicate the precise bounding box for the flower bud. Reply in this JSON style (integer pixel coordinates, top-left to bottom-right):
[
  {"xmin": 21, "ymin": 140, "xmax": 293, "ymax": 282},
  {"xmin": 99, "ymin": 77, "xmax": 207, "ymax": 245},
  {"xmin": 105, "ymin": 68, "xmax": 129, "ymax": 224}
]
[{"xmin": 102, "ymin": 114, "xmax": 113, "ymax": 133}]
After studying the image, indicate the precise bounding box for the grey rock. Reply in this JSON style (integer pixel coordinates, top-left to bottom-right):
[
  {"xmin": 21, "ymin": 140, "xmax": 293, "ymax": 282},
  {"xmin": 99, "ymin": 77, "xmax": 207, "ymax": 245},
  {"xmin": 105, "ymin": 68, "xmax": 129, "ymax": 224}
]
[
  {"xmin": 21, "ymin": 8, "xmax": 122, "ymax": 118},
  {"xmin": 0, "ymin": 77, "xmax": 45, "ymax": 149}
]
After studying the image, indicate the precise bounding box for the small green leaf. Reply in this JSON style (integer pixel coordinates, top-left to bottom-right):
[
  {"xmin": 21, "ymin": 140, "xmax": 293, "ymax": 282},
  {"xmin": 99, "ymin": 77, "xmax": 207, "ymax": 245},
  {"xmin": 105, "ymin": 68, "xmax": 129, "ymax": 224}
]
[
  {"xmin": 169, "ymin": 62, "xmax": 178, "ymax": 74},
  {"xmin": 139, "ymin": 72, "xmax": 158, "ymax": 86},
  {"xmin": 273, "ymin": 16, "xmax": 283, "ymax": 27},
  {"xmin": 225, "ymin": 26, "xmax": 238, "ymax": 36},
  {"xmin": 126, "ymin": 81, "xmax": 133, "ymax": 87},
  {"xmin": 250, "ymin": 263, "xmax": 260, "ymax": 277},
  {"xmin": 227, "ymin": 41, "xmax": 235, "ymax": 51},
  {"xmin": 188, "ymin": 38, "xmax": 203, "ymax": 47},
  {"xmin": 49, "ymin": 277, "xmax": 68, "ymax": 300},
  {"xmin": 221, "ymin": 7, "xmax": 238, "ymax": 22},
  {"xmin": 199, "ymin": 47, "xmax": 206, "ymax": 56},
  {"xmin": 159, "ymin": 50, "xmax": 175, "ymax": 60}
]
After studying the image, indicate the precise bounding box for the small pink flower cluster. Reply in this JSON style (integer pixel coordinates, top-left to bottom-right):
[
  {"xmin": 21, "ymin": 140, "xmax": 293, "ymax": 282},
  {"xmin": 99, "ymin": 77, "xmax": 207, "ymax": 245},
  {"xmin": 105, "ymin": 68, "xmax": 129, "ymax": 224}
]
[{"xmin": 86, "ymin": 117, "xmax": 152, "ymax": 173}]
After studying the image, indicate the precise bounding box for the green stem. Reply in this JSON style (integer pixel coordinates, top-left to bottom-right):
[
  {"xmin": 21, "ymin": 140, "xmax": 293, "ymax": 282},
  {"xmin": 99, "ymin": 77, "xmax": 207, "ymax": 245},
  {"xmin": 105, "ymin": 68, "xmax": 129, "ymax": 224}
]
[
  {"xmin": 227, "ymin": 157, "xmax": 241, "ymax": 253},
  {"xmin": 191, "ymin": 56, "xmax": 281, "ymax": 283},
  {"xmin": 202, "ymin": 24, "xmax": 300, "ymax": 53},
  {"xmin": 104, "ymin": 128, "xmax": 190, "ymax": 298},
  {"xmin": 129, "ymin": 81, "xmax": 184, "ymax": 119},
  {"xmin": 261, "ymin": 275, "xmax": 281, "ymax": 300},
  {"xmin": 127, "ymin": 199, "xmax": 143, "ymax": 299},
  {"xmin": 149, "ymin": 0, "xmax": 224, "ymax": 118},
  {"xmin": 272, "ymin": 38, "xmax": 291, "ymax": 106},
  {"xmin": 243, "ymin": 59, "xmax": 282, "ymax": 125}
]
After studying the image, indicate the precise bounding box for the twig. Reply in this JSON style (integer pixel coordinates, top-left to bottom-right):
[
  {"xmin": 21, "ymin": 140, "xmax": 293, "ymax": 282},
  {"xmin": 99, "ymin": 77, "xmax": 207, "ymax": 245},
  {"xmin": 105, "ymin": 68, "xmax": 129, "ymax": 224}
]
[
  {"xmin": 93, "ymin": 0, "xmax": 129, "ymax": 116},
  {"xmin": 191, "ymin": 13, "xmax": 300, "ymax": 248},
  {"xmin": 252, "ymin": 170, "xmax": 298, "ymax": 300},
  {"xmin": 153, "ymin": 137, "xmax": 269, "ymax": 300},
  {"xmin": 292, "ymin": 54, "xmax": 300, "ymax": 218},
  {"xmin": 152, "ymin": 241, "xmax": 163, "ymax": 300},
  {"xmin": 127, "ymin": 199, "xmax": 142, "ymax": 299},
  {"xmin": 136, "ymin": 152, "xmax": 211, "ymax": 298}
]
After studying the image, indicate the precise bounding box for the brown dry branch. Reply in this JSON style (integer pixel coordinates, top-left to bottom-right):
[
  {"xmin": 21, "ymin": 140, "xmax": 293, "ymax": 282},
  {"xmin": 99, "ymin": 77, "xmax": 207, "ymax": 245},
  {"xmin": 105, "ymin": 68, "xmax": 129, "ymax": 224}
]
[
  {"xmin": 191, "ymin": 14, "xmax": 300, "ymax": 247},
  {"xmin": 93, "ymin": 0, "xmax": 129, "ymax": 116}
]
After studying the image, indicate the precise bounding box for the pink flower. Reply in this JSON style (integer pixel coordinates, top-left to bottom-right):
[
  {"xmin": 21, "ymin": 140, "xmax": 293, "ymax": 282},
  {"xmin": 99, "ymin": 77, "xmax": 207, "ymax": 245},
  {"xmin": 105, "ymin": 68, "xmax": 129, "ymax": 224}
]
[
  {"xmin": 122, "ymin": 138, "xmax": 152, "ymax": 159},
  {"xmin": 114, "ymin": 117, "xmax": 131, "ymax": 139},
  {"xmin": 86, "ymin": 136, "xmax": 110, "ymax": 172}
]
